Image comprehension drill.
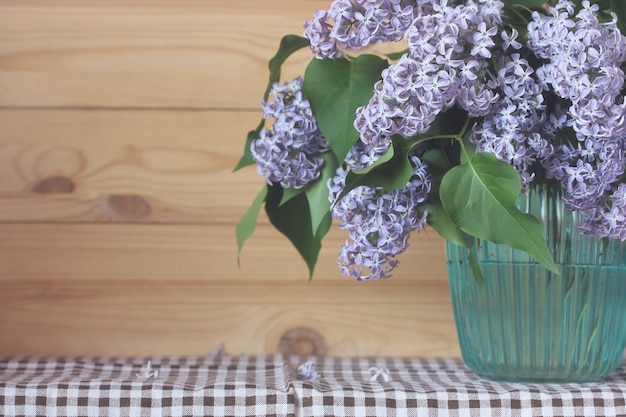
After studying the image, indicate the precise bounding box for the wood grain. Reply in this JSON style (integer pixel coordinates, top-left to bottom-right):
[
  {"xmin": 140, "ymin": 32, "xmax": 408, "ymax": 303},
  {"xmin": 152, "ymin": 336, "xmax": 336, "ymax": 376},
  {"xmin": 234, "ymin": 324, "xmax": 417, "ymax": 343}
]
[
  {"xmin": 0, "ymin": 301, "xmax": 458, "ymax": 357},
  {"xmin": 0, "ymin": 223, "xmax": 448, "ymax": 284},
  {"xmin": 0, "ymin": 223, "xmax": 456, "ymax": 356},
  {"xmin": 0, "ymin": 108, "xmax": 262, "ymax": 223},
  {"xmin": 0, "ymin": 0, "xmax": 405, "ymax": 109},
  {"xmin": 0, "ymin": 0, "xmax": 460, "ymax": 358},
  {"xmin": 0, "ymin": 0, "xmax": 309, "ymax": 108}
]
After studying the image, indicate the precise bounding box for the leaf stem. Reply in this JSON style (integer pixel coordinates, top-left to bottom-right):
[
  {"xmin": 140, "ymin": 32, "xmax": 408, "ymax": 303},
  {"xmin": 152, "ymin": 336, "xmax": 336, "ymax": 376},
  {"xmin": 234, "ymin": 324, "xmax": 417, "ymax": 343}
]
[
  {"xmin": 415, "ymin": 115, "xmax": 472, "ymax": 144},
  {"xmin": 454, "ymin": 117, "xmax": 473, "ymax": 160},
  {"xmin": 458, "ymin": 136, "xmax": 472, "ymax": 163}
]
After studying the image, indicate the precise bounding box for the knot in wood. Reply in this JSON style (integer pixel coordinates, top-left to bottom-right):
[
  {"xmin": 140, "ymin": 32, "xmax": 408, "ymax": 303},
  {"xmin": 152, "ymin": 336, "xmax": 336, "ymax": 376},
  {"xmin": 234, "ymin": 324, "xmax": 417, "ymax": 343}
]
[
  {"xmin": 31, "ymin": 176, "xmax": 75, "ymax": 194},
  {"xmin": 106, "ymin": 194, "xmax": 151, "ymax": 220},
  {"xmin": 279, "ymin": 327, "xmax": 327, "ymax": 357}
]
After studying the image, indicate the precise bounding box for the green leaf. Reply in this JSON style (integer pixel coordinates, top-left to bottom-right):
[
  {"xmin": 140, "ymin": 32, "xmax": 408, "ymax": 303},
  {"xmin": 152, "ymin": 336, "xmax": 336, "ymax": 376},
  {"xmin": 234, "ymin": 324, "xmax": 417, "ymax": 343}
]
[
  {"xmin": 280, "ymin": 187, "xmax": 305, "ymax": 206},
  {"xmin": 234, "ymin": 35, "xmax": 310, "ymax": 171},
  {"xmin": 236, "ymin": 186, "xmax": 268, "ymax": 266},
  {"xmin": 265, "ymin": 184, "xmax": 325, "ymax": 279},
  {"xmin": 422, "ymin": 199, "xmax": 475, "ymax": 248},
  {"xmin": 440, "ymin": 152, "xmax": 559, "ymax": 273},
  {"xmin": 314, "ymin": 212, "xmax": 333, "ymax": 240},
  {"xmin": 305, "ymin": 152, "xmax": 338, "ymax": 237},
  {"xmin": 265, "ymin": 35, "xmax": 311, "ymax": 97},
  {"xmin": 353, "ymin": 143, "xmax": 395, "ymax": 175},
  {"xmin": 420, "ymin": 149, "xmax": 473, "ymax": 248},
  {"xmin": 303, "ymin": 54, "xmax": 388, "ymax": 163},
  {"xmin": 333, "ymin": 135, "xmax": 417, "ymax": 205},
  {"xmin": 235, "ymin": 128, "xmax": 263, "ymax": 171}
]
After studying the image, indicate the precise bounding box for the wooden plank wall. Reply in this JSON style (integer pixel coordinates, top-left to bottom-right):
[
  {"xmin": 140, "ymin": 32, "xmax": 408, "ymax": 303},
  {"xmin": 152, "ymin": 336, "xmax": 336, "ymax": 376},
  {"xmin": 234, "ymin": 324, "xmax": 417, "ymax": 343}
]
[{"xmin": 0, "ymin": 0, "xmax": 459, "ymax": 357}]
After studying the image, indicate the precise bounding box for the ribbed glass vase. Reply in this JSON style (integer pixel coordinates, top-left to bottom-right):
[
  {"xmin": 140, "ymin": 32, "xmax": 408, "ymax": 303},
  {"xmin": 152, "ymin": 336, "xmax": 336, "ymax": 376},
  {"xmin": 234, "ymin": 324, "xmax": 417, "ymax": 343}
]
[{"xmin": 446, "ymin": 184, "xmax": 626, "ymax": 382}]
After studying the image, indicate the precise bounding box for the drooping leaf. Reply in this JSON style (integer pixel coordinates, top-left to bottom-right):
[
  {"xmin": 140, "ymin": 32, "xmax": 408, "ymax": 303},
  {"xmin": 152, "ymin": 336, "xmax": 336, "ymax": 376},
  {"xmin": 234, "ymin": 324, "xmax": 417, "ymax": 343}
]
[
  {"xmin": 265, "ymin": 184, "xmax": 325, "ymax": 279},
  {"xmin": 422, "ymin": 197, "xmax": 477, "ymax": 248},
  {"xmin": 303, "ymin": 54, "xmax": 388, "ymax": 163},
  {"xmin": 440, "ymin": 152, "xmax": 559, "ymax": 273},
  {"xmin": 420, "ymin": 149, "xmax": 473, "ymax": 248},
  {"xmin": 280, "ymin": 186, "xmax": 305, "ymax": 206},
  {"xmin": 264, "ymin": 35, "xmax": 311, "ymax": 98},
  {"xmin": 305, "ymin": 152, "xmax": 338, "ymax": 236},
  {"xmin": 235, "ymin": 128, "xmax": 263, "ymax": 171},
  {"xmin": 314, "ymin": 212, "xmax": 333, "ymax": 240},
  {"xmin": 422, "ymin": 199, "xmax": 473, "ymax": 248},
  {"xmin": 234, "ymin": 35, "xmax": 311, "ymax": 171},
  {"xmin": 236, "ymin": 185, "xmax": 268, "ymax": 266}
]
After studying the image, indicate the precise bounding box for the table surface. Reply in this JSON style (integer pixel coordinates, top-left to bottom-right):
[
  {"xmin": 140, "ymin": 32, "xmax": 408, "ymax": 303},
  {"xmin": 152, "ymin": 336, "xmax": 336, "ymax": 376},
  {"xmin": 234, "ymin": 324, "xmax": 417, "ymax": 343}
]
[{"xmin": 1, "ymin": 354, "xmax": 625, "ymax": 417}]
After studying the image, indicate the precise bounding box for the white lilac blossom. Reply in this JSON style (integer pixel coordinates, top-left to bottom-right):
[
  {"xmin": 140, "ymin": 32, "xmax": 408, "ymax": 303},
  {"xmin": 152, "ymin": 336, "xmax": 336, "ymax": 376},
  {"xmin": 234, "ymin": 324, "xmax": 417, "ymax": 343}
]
[
  {"xmin": 527, "ymin": 0, "xmax": 626, "ymax": 239},
  {"xmin": 251, "ymin": 77, "xmax": 330, "ymax": 189},
  {"xmin": 328, "ymin": 148, "xmax": 431, "ymax": 280}
]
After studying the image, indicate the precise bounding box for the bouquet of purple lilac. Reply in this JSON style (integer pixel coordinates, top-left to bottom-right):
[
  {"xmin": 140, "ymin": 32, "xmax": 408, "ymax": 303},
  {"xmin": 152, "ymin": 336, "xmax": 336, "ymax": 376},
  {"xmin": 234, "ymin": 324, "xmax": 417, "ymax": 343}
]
[{"xmin": 235, "ymin": 0, "xmax": 626, "ymax": 281}]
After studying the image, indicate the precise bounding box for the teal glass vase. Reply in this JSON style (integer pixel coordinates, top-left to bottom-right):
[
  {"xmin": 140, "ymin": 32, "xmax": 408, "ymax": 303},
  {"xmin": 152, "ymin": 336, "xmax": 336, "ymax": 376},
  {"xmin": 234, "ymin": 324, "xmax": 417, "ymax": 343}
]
[{"xmin": 445, "ymin": 184, "xmax": 626, "ymax": 382}]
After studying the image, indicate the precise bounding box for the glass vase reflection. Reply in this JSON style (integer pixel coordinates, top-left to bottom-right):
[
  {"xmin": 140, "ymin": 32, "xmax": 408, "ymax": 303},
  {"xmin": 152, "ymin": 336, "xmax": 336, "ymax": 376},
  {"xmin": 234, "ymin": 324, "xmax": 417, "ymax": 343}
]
[{"xmin": 446, "ymin": 184, "xmax": 626, "ymax": 382}]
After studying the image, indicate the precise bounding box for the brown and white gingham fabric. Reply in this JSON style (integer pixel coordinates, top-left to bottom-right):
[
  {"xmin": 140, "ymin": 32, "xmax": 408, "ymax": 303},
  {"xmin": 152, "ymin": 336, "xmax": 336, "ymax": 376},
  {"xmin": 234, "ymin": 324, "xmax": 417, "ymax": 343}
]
[
  {"xmin": 1, "ymin": 355, "xmax": 625, "ymax": 416},
  {"xmin": 289, "ymin": 356, "xmax": 626, "ymax": 417},
  {"xmin": 0, "ymin": 355, "xmax": 294, "ymax": 417}
]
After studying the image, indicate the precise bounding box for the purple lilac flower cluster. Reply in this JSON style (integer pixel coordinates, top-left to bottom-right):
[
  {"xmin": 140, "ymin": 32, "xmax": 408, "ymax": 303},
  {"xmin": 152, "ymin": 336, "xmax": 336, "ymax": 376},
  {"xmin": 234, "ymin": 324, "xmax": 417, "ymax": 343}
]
[
  {"xmin": 304, "ymin": 0, "xmax": 430, "ymax": 59},
  {"xmin": 356, "ymin": 0, "xmax": 506, "ymax": 162},
  {"xmin": 527, "ymin": 1, "xmax": 626, "ymax": 239},
  {"xmin": 329, "ymin": 0, "xmax": 523, "ymax": 279},
  {"xmin": 328, "ymin": 145, "xmax": 431, "ymax": 279},
  {"xmin": 251, "ymin": 77, "xmax": 330, "ymax": 189},
  {"xmin": 251, "ymin": 0, "xmax": 626, "ymax": 280},
  {"xmin": 470, "ymin": 52, "xmax": 549, "ymax": 186}
]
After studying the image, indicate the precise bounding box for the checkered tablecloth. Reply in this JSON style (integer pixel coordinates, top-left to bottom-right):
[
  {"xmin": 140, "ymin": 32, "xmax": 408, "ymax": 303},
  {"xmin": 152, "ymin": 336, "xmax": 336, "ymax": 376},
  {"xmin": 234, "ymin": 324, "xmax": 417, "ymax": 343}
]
[{"xmin": 0, "ymin": 355, "xmax": 625, "ymax": 417}]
